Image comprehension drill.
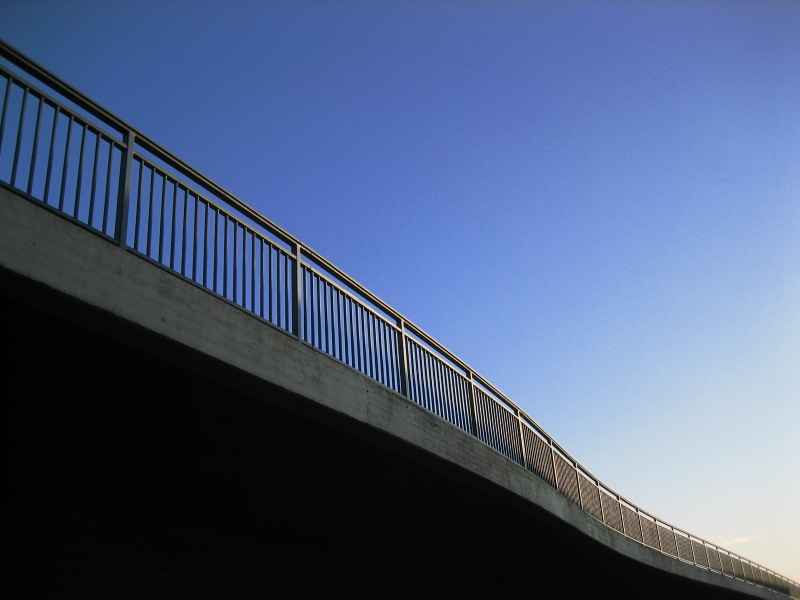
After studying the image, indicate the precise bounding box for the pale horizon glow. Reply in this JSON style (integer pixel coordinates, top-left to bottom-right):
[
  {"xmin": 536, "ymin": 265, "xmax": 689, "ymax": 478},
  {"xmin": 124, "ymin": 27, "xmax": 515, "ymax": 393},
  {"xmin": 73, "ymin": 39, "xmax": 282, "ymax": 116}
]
[{"xmin": 1, "ymin": 0, "xmax": 798, "ymax": 582}]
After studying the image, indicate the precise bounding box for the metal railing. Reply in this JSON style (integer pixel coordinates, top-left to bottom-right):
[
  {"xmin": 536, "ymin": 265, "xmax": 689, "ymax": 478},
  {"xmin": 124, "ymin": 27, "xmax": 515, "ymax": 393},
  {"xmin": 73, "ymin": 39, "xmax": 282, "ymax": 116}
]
[{"xmin": 1, "ymin": 39, "xmax": 796, "ymax": 599}]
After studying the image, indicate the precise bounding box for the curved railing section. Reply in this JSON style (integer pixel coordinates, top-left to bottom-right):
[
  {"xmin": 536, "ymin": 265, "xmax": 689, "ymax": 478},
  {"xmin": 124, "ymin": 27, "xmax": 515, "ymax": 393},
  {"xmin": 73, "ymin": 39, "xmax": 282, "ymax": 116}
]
[{"xmin": 0, "ymin": 39, "xmax": 796, "ymax": 599}]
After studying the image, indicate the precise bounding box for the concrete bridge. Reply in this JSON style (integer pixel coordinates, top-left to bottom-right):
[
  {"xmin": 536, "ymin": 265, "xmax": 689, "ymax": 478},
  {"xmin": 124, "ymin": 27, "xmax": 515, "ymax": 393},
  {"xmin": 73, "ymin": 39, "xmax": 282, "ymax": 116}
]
[{"xmin": 1, "ymin": 40, "xmax": 797, "ymax": 599}]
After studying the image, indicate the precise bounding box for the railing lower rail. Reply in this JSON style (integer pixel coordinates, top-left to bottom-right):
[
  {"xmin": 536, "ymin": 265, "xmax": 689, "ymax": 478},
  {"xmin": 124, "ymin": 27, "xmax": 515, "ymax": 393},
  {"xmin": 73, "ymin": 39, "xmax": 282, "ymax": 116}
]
[{"xmin": 1, "ymin": 39, "xmax": 796, "ymax": 599}]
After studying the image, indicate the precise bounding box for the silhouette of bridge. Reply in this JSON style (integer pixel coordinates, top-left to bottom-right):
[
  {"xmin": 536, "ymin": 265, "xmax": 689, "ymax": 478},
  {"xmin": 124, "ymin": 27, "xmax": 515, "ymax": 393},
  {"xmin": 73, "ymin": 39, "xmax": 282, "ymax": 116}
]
[{"xmin": 1, "ymin": 39, "xmax": 797, "ymax": 598}]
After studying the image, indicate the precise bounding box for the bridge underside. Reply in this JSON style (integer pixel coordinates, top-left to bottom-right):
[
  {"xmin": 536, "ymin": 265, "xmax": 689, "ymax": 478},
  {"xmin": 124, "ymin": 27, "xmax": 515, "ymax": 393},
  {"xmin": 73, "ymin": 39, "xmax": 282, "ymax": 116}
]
[{"xmin": 2, "ymin": 266, "xmax": 757, "ymax": 599}]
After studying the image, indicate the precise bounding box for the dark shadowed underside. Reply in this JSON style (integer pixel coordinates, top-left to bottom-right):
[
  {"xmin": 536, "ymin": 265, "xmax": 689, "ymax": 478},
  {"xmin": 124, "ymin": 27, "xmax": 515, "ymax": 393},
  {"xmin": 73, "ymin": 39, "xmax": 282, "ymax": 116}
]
[{"xmin": 1, "ymin": 267, "xmax": 765, "ymax": 600}]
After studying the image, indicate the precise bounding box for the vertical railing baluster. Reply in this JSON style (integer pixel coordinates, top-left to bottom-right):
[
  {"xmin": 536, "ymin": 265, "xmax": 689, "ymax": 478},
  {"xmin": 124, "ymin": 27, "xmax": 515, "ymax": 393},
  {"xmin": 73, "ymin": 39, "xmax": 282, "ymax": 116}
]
[
  {"xmin": 390, "ymin": 328, "xmax": 399, "ymax": 391},
  {"xmin": 336, "ymin": 290, "xmax": 344, "ymax": 361},
  {"xmin": 310, "ymin": 274, "xmax": 317, "ymax": 346},
  {"xmin": 339, "ymin": 292, "xmax": 348, "ymax": 363},
  {"xmin": 133, "ymin": 158, "xmax": 143, "ymax": 249},
  {"xmin": 323, "ymin": 282, "xmax": 331, "ymax": 353},
  {"xmin": 170, "ymin": 181, "xmax": 177, "ymax": 270},
  {"xmin": 347, "ymin": 298, "xmax": 354, "ymax": 366},
  {"xmin": 441, "ymin": 362, "xmax": 453, "ymax": 423},
  {"xmin": 87, "ymin": 132, "xmax": 100, "ymax": 227},
  {"xmin": 72, "ymin": 123, "xmax": 87, "ymax": 219},
  {"xmin": 154, "ymin": 171, "xmax": 167, "ymax": 263},
  {"xmin": 197, "ymin": 198, "xmax": 204, "ymax": 285},
  {"xmin": 0, "ymin": 76, "xmax": 13, "ymax": 159},
  {"xmin": 371, "ymin": 313, "xmax": 380, "ymax": 381},
  {"xmin": 158, "ymin": 174, "xmax": 166, "ymax": 263},
  {"xmin": 369, "ymin": 312, "xmax": 378, "ymax": 379},
  {"xmin": 26, "ymin": 93, "xmax": 43, "ymax": 195},
  {"xmin": 268, "ymin": 244, "xmax": 274, "ymax": 323},
  {"xmin": 10, "ymin": 86, "xmax": 29, "ymax": 188},
  {"xmin": 222, "ymin": 215, "xmax": 228, "ymax": 298},
  {"xmin": 43, "ymin": 106, "xmax": 59, "ymax": 205},
  {"xmin": 353, "ymin": 300, "xmax": 360, "ymax": 369},
  {"xmin": 283, "ymin": 252, "xmax": 290, "ymax": 331},
  {"xmin": 277, "ymin": 248, "xmax": 284, "ymax": 327},
  {"xmin": 250, "ymin": 233, "xmax": 256, "ymax": 312},
  {"xmin": 417, "ymin": 344, "xmax": 427, "ymax": 406},
  {"xmin": 461, "ymin": 375, "xmax": 471, "ymax": 431},
  {"xmin": 145, "ymin": 164, "xmax": 154, "ymax": 256},
  {"xmin": 397, "ymin": 320, "xmax": 410, "ymax": 398},
  {"xmin": 376, "ymin": 316, "xmax": 386, "ymax": 385},
  {"xmin": 317, "ymin": 278, "xmax": 324, "ymax": 348},
  {"xmin": 447, "ymin": 365, "xmax": 458, "ymax": 424},
  {"xmin": 430, "ymin": 350, "xmax": 441, "ymax": 413},
  {"xmin": 407, "ymin": 341, "xmax": 417, "ymax": 401},
  {"xmin": 181, "ymin": 188, "xmax": 189, "ymax": 275},
  {"xmin": 153, "ymin": 176, "xmax": 165, "ymax": 262},
  {"xmin": 358, "ymin": 305, "xmax": 367, "ymax": 373},
  {"xmin": 426, "ymin": 348, "xmax": 438, "ymax": 413},
  {"xmin": 212, "ymin": 207, "xmax": 219, "ymax": 292},
  {"xmin": 232, "ymin": 221, "xmax": 238, "ymax": 303},
  {"xmin": 420, "ymin": 346, "xmax": 432, "ymax": 411},
  {"xmin": 421, "ymin": 346, "xmax": 429, "ymax": 405},
  {"xmin": 101, "ymin": 138, "xmax": 113, "ymax": 233},
  {"xmin": 258, "ymin": 239, "xmax": 265, "ymax": 318},
  {"xmin": 414, "ymin": 344, "xmax": 424, "ymax": 410},
  {"xmin": 57, "ymin": 116, "xmax": 73, "ymax": 212},
  {"xmin": 292, "ymin": 244, "xmax": 302, "ymax": 339},
  {"xmin": 240, "ymin": 228, "xmax": 246, "ymax": 307},
  {"xmin": 313, "ymin": 273, "xmax": 320, "ymax": 345},
  {"xmin": 327, "ymin": 286, "xmax": 335, "ymax": 355}
]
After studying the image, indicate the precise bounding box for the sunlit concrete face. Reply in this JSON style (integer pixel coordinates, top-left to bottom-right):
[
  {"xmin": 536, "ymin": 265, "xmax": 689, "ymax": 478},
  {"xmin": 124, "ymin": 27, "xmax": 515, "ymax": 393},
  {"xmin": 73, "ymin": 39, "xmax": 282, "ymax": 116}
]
[{"xmin": 0, "ymin": 185, "xmax": 786, "ymax": 598}]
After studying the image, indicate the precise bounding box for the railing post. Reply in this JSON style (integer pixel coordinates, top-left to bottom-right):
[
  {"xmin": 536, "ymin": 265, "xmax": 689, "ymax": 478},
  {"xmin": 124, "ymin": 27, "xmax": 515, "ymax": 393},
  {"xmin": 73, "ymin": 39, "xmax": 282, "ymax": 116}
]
[
  {"xmin": 654, "ymin": 518, "xmax": 663, "ymax": 553},
  {"xmin": 597, "ymin": 480, "xmax": 606, "ymax": 525},
  {"xmin": 635, "ymin": 508, "xmax": 644, "ymax": 545},
  {"xmin": 617, "ymin": 494, "xmax": 627, "ymax": 537},
  {"xmin": 468, "ymin": 372, "xmax": 479, "ymax": 439},
  {"xmin": 516, "ymin": 410, "xmax": 527, "ymax": 468},
  {"xmin": 574, "ymin": 462, "xmax": 584, "ymax": 509},
  {"xmin": 673, "ymin": 526, "xmax": 682, "ymax": 562},
  {"xmin": 396, "ymin": 319, "xmax": 410, "ymax": 398},
  {"xmin": 548, "ymin": 439, "xmax": 562, "ymax": 496},
  {"xmin": 115, "ymin": 130, "xmax": 135, "ymax": 247},
  {"xmin": 292, "ymin": 243, "xmax": 303, "ymax": 340}
]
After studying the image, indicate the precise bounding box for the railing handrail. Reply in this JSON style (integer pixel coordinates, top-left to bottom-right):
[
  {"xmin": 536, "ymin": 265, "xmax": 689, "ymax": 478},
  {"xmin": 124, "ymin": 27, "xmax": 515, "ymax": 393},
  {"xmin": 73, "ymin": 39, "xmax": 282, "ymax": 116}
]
[
  {"xmin": 0, "ymin": 38, "xmax": 572, "ymax": 451},
  {"xmin": 0, "ymin": 38, "xmax": 796, "ymax": 598}
]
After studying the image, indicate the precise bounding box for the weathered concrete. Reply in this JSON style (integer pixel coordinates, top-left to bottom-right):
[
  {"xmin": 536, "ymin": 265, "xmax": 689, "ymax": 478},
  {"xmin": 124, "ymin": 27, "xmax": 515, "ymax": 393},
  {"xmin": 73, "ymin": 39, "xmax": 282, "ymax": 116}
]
[{"xmin": 0, "ymin": 185, "xmax": 787, "ymax": 598}]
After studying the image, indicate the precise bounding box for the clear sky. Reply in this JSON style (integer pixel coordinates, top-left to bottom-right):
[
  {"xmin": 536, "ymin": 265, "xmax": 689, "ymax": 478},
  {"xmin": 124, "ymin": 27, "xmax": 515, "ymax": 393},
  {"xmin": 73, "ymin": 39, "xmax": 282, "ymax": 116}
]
[{"xmin": 2, "ymin": 0, "xmax": 798, "ymax": 581}]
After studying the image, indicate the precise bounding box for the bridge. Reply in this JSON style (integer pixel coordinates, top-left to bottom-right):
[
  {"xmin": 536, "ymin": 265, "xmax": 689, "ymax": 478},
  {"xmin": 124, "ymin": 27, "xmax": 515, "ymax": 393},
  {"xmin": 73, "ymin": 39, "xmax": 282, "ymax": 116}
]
[{"xmin": 1, "ymin": 40, "xmax": 797, "ymax": 599}]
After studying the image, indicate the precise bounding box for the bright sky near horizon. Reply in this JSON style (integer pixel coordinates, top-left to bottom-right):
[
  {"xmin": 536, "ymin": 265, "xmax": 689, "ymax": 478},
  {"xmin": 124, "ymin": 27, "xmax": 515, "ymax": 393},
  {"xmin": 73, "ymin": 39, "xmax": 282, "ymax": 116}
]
[{"xmin": 1, "ymin": 0, "xmax": 798, "ymax": 581}]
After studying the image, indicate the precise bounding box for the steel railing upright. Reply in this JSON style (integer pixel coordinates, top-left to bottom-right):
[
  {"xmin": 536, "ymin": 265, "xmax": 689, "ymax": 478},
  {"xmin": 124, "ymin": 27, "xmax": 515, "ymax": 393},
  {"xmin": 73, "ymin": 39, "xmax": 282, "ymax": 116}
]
[{"xmin": 0, "ymin": 39, "xmax": 797, "ymax": 599}]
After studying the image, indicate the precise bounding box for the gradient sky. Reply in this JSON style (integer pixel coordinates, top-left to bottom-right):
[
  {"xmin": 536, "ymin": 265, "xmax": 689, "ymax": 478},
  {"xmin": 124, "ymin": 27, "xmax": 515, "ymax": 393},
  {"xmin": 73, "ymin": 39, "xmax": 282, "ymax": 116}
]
[{"xmin": 2, "ymin": 0, "xmax": 798, "ymax": 581}]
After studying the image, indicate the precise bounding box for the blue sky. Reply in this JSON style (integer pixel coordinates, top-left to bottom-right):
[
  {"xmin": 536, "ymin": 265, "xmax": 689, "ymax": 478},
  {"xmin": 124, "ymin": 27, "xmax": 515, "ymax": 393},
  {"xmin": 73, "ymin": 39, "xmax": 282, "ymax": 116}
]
[{"xmin": 2, "ymin": 0, "xmax": 798, "ymax": 580}]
